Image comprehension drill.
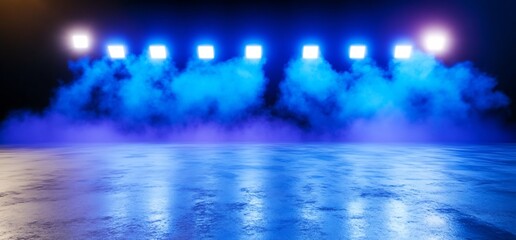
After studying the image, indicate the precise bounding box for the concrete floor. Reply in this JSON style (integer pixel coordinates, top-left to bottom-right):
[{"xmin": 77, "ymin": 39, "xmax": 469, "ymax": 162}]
[{"xmin": 0, "ymin": 144, "xmax": 515, "ymax": 239}]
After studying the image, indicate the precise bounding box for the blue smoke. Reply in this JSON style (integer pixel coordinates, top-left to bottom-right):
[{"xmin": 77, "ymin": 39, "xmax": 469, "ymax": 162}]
[
  {"xmin": 171, "ymin": 59, "xmax": 266, "ymax": 122},
  {"xmin": 0, "ymin": 51, "xmax": 512, "ymax": 143},
  {"xmin": 277, "ymin": 52, "xmax": 509, "ymax": 138},
  {"xmin": 51, "ymin": 56, "xmax": 266, "ymax": 127}
]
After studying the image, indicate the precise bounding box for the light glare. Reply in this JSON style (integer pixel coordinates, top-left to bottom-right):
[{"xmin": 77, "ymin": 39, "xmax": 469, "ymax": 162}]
[
  {"xmin": 108, "ymin": 45, "xmax": 126, "ymax": 59},
  {"xmin": 198, "ymin": 45, "xmax": 214, "ymax": 60},
  {"xmin": 423, "ymin": 31, "xmax": 448, "ymax": 53},
  {"xmin": 71, "ymin": 34, "xmax": 89, "ymax": 50},
  {"xmin": 302, "ymin": 45, "xmax": 319, "ymax": 59},
  {"xmin": 394, "ymin": 45, "xmax": 412, "ymax": 59},
  {"xmin": 349, "ymin": 45, "xmax": 366, "ymax": 59},
  {"xmin": 149, "ymin": 45, "xmax": 167, "ymax": 59},
  {"xmin": 245, "ymin": 45, "xmax": 262, "ymax": 59}
]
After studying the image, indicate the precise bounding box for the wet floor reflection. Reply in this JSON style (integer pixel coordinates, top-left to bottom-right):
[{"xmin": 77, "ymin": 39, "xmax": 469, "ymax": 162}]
[{"xmin": 0, "ymin": 144, "xmax": 515, "ymax": 239}]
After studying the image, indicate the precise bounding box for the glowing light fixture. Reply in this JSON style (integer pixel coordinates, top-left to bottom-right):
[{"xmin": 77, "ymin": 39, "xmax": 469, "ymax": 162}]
[
  {"xmin": 107, "ymin": 45, "xmax": 126, "ymax": 59},
  {"xmin": 302, "ymin": 45, "xmax": 319, "ymax": 59},
  {"xmin": 349, "ymin": 45, "xmax": 366, "ymax": 59},
  {"xmin": 71, "ymin": 34, "xmax": 89, "ymax": 50},
  {"xmin": 423, "ymin": 30, "xmax": 448, "ymax": 53},
  {"xmin": 198, "ymin": 45, "xmax": 214, "ymax": 60},
  {"xmin": 149, "ymin": 45, "xmax": 167, "ymax": 59},
  {"xmin": 394, "ymin": 45, "xmax": 412, "ymax": 59},
  {"xmin": 245, "ymin": 45, "xmax": 262, "ymax": 59}
]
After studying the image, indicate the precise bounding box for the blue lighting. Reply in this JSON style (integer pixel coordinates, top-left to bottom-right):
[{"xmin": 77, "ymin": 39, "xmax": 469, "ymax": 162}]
[
  {"xmin": 67, "ymin": 32, "xmax": 458, "ymax": 60},
  {"xmin": 197, "ymin": 45, "xmax": 215, "ymax": 60},
  {"xmin": 245, "ymin": 45, "xmax": 262, "ymax": 59},
  {"xmin": 302, "ymin": 45, "xmax": 319, "ymax": 59},
  {"xmin": 149, "ymin": 45, "xmax": 167, "ymax": 59},
  {"xmin": 349, "ymin": 45, "xmax": 366, "ymax": 59},
  {"xmin": 107, "ymin": 45, "xmax": 126, "ymax": 59},
  {"xmin": 394, "ymin": 45, "xmax": 412, "ymax": 59}
]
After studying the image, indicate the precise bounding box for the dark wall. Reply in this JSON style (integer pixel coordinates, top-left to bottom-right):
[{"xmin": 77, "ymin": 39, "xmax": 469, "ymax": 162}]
[{"xmin": 1, "ymin": 0, "xmax": 515, "ymax": 120}]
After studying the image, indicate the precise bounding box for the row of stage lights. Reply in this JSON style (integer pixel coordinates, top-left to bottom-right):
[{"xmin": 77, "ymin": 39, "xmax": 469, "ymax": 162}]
[{"xmin": 70, "ymin": 32, "xmax": 448, "ymax": 60}]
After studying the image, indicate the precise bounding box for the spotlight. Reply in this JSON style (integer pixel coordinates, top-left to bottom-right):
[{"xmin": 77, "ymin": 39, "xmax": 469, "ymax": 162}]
[
  {"xmin": 423, "ymin": 30, "xmax": 448, "ymax": 53},
  {"xmin": 349, "ymin": 45, "xmax": 366, "ymax": 59},
  {"xmin": 107, "ymin": 45, "xmax": 126, "ymax": 59},
  {"xmin": 394, "ymin": 45, "xmax": 412, "ymax": 59},
  {"xmin": 245, "ymin": 45, "xmax": 262, "ymax": 59},
  {"xmin": 149, "ymin": 45, "xmax": 167, "ymax": 59},
  {"xmin": 71, "ymin": 34, "xmax": 89, "ymax": 50},
  {"xmin": 302, "ymin": 45, "xmax": 319, "ymax": 59},
  {"xmin": 197, "ymin": 45, "xmax": 214, "ymax": 60}
]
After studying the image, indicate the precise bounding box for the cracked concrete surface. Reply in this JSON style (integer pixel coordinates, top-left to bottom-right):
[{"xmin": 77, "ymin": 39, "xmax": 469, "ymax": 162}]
[{"xmin": 0, "ymin": 144, "xmax": 515, "ymax": 239}]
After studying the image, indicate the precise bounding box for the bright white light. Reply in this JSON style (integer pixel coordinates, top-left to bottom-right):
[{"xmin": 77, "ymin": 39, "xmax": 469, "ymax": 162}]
[
  {"xmin": 302, "ymin": 45, "xmax": 319, "ymax": 59},
  {"xmin": 245, "ymin": 45, "xmax": 262, "ymax": 59},
  {"xmin": 423, "ymin": 31, "xmax": 448, "ymax": 53},
  {"xmin": 108, "ymin": 45, "xmax": 126, "ymax": 59},
  {"xmin": 71, "ymin": 34, "xmax": 89, "ymax": 50},
  {"xmin": 149, "ymin": 45, "xmax": 167, "ymax": 59},
  {"xmin": 198, "ymin": 45, "xmax": 214, "ymax": 60},
  {"xmin": 394, "ymin": 45, "xmax": 412, "ymax": 59},
  {"xmin": 349, "ymin": 45, "xmax": 366, "ymax": 59}
]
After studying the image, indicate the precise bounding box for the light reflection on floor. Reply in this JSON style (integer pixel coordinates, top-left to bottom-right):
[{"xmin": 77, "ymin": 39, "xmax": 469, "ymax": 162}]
[{"xmin": 0, "ymin": 144, "xmax": 515, "ymax": 239}]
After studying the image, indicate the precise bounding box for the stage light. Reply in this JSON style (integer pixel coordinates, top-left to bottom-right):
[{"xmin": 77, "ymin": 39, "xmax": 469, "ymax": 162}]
[
  {"xmin": 349, "ymin": 45, "xmax": 366, "ymax": 59},
  {"xmin": 245, "ymin": 45, "xmax": 262, "ymax": 59},
  {"xmin": 198, "ymin": 45, "xmax": 214, "ymax": 60},
  {"xmin": 302, "ymin": 45, "xmax": 319, "ymax": 59},
  {"xmin": 394, "ymin": 45, "xmax": 412, "ymax": 59},
  {"xmin": 71, "ymin": 34, "xmax": 89, "ymax": 50},
  {"xmin": 107, "ymin": 45, "xmax": 126, "ymax": 59},
  {"xmin": 149, "ymin": 45, "xmax": 167, "ymax": 59},
  {"xmin": 423, "ymin": 30, "xmax": 448, "ymax": 53}
]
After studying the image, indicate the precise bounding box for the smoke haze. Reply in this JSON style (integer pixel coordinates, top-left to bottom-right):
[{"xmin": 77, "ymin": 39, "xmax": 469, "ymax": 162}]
[{"xmin": 0, "ymin": 52, "xmax": 512, "ymax": 143}]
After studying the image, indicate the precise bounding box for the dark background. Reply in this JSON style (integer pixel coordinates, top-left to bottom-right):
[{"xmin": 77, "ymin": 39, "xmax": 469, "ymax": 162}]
[{"xmin": 0, "ymin": 0, "xmax": 515, "ymax": 121}]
